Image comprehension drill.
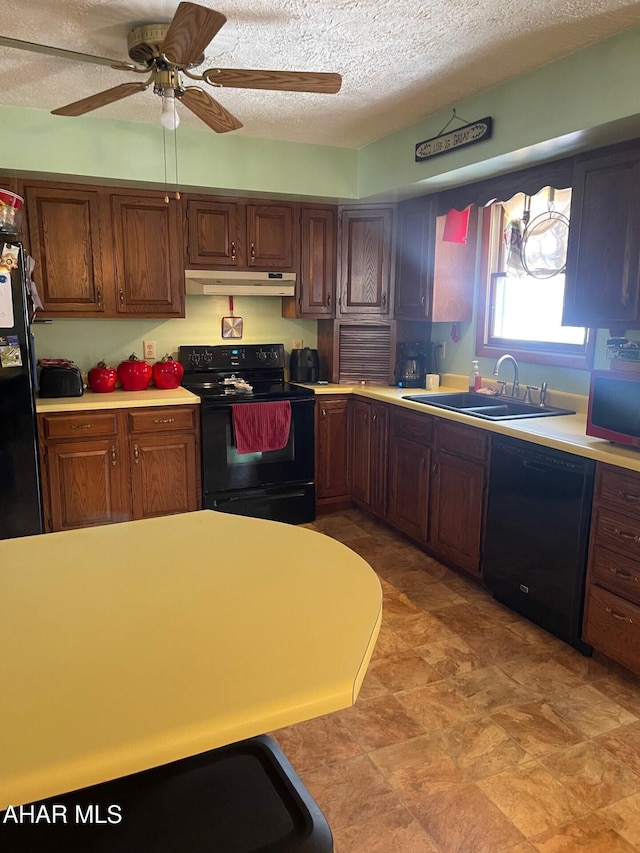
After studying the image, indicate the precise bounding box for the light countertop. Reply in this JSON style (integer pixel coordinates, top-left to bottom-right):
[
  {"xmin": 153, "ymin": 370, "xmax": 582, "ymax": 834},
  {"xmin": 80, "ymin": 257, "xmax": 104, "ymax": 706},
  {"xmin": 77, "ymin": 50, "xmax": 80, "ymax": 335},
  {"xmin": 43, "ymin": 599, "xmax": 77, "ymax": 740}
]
[
  {"xmin": 36, "ymin": 387, "xmax": 200, "ymax": 414},
  {"xmin": 297, "ymin": 381, "xmax": 640, "ymax": 474},
  {"xmin": 0, "ymin": 511, "xmax": 382, "ymax": 809}
]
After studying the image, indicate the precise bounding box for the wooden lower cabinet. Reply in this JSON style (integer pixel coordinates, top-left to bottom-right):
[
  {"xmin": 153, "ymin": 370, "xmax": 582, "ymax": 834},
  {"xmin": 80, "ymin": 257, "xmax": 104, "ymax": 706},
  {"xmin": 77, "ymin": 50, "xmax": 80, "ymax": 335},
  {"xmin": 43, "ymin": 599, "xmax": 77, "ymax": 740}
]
[
  {"xmin": 315, "ymin": 395, "xmax": 351, "ymax": 510},
  {"xmin": 428, "ymin": 420, "xmax": 488, "ymax": 577},
  {"xmin": 387, "ymin": 408, "xmax": 432, "ymax": 543},
  {"xmin": 38, "ymin": 405, "xmax": 200, "ymax": 532},
  {"xmin": 349, "ymin": 398, "xmax": 389, "ymax": 518},
  {"xmin": 129, "ymin": 432, "xmax": 199, "ymax": 520},
  {"xmin": 583, "ymin": 464, "xmax": 640, "ymax": 674},
  {"xmin": 44, "ymin": 437, "xmax": 128, "ymax": 531}
]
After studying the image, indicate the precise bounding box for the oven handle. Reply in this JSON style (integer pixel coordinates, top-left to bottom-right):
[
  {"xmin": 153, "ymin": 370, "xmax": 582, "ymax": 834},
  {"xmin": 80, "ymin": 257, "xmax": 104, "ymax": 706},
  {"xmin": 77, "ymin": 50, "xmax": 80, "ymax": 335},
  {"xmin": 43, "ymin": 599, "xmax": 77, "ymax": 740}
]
[{"xmin": 212, "ymin": 488, "xmax": 309, "ymax": 506}]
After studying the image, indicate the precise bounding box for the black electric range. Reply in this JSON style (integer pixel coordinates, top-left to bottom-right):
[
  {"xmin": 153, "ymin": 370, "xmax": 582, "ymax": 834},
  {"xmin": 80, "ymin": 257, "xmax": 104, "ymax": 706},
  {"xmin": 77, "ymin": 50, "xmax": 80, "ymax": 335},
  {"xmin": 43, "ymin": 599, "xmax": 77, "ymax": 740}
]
[{"xmin": 179, "ymin": 344, "xmax": 315, "ymax": 524}]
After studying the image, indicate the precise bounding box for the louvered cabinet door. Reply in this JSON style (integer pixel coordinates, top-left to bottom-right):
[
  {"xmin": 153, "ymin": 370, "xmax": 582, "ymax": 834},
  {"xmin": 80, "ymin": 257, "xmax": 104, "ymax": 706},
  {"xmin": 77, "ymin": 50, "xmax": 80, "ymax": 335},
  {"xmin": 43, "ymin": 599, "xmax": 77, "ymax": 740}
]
[{"xmin": 338, "ymin": 322, "xmax": 395, "ymax": 384}]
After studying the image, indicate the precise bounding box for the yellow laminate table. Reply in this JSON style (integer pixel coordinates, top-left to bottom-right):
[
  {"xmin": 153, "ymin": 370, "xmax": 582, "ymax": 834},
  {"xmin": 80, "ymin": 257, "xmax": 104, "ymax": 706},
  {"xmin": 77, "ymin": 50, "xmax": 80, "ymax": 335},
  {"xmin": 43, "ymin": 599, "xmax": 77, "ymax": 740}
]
[{"xmin": 0, "ymin": 511, "xmax": 382, "ymax": 810}]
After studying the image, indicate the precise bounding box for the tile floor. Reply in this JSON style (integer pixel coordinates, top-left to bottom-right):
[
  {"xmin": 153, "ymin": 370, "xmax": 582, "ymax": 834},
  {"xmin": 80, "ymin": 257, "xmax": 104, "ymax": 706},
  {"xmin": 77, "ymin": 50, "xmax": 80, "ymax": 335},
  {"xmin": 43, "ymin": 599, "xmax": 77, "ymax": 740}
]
[{"xmin": 273, "ymin": 509, "xmax": 640, "ymax": 853}]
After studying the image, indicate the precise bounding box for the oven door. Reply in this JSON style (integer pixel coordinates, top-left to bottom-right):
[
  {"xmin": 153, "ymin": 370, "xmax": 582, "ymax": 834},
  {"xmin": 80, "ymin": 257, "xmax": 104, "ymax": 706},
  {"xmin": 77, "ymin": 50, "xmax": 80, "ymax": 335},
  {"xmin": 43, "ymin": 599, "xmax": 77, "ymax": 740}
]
[{"xmin": 200, "ymin": 397, "xmax": 315, "ymax": 496}]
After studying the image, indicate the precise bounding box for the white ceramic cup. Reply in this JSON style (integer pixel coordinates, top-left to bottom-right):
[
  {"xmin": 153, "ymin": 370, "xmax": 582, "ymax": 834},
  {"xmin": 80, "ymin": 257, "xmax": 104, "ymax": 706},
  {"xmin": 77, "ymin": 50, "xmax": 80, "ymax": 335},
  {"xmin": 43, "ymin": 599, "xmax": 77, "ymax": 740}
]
[{"xmin": 425, "ymin": 374, "xmax": 440, "ymax": 391}]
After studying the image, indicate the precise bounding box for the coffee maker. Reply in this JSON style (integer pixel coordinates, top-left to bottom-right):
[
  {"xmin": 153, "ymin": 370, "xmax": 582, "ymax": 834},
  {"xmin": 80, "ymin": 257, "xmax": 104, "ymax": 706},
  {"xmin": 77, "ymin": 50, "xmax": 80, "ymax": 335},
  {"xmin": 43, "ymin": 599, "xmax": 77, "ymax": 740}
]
[{"xmin": 394, "ymin": 342, "xmax": 429, "ymax": 388}]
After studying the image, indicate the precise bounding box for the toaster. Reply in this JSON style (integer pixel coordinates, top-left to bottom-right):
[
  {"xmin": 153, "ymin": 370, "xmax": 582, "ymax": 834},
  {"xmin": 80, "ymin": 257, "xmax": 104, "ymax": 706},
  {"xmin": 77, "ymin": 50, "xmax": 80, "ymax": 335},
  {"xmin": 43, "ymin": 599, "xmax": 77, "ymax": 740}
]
[{"xmin": 38, "ymin": 364, "xmax": 84, "ymax": 398}]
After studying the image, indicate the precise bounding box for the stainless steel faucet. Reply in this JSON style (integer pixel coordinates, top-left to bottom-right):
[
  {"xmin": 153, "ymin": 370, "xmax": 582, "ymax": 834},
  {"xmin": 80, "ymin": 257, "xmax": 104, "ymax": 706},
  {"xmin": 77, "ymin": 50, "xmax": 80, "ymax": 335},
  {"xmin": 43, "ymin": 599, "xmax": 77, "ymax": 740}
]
[{"xmin": 493, "ymin": 354, "xmax": 520, "ymax": 398}]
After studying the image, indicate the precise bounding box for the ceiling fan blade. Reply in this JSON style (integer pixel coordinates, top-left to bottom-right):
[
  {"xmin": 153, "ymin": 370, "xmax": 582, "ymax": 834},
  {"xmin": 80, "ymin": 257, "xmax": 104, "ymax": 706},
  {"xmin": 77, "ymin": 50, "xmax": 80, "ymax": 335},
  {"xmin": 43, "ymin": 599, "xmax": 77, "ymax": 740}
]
[
  {"xmin": 161, "ymin": 2, "xmax": 227, "ymax": 67},
  {"xmin": 51, "ymin": 82, "xmax": 149, "ymax": 117},
  {"xmin": 0, "ymin": 35, "xmax": 135, "ymax": 70},
  {"xmin": 179, "ymin": 87, "xmax": 242, "ymax": 133},
  {"xmin": 203, "ymin": 68, "xmax": 342, "ymax": 94}
]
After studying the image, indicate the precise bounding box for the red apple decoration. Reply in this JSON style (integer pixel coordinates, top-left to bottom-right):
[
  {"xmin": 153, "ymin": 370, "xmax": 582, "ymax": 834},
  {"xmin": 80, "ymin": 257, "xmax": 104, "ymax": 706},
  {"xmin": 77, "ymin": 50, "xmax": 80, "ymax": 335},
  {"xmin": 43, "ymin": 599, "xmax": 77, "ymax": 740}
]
[
  {"xmin": 117, "ymin": 353, "xmax": 152, "ymax": 391},
  {"xmin": 88, "ymin": 360, "xmax": 117, "ymax": 393},
  {"xmin": 152, "ymin": 354, "xmax": 184, "ymax": 390}
]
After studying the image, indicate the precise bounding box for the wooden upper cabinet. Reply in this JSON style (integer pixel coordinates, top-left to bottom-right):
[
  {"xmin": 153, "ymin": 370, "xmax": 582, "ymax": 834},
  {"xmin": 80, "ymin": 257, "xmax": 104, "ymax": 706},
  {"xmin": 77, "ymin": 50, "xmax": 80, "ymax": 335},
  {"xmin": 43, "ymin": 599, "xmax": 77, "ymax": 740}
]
[
  {"xmin": 394, "ymin": 196, "xmax": 435, "ymax": 319},
  {"xmin": 109, "ymin": 192, "xmax": 184, "ymax": 317},
  {"xmin": 337, "ymin": 205, "xmax": 394, "ymax": 317},
  {"xmin": 185, "ymin": 199, "xmax": 240, "ymax": 267},
  {"xmin": 563, "ymin": 143, "xmax": 640, "ymax": 329},
  {"xmin": 282, "ymin": 205, "xmax": 337, "ymax": 319},
  {"xmin": 24, "ymin": 184, "xmax": 107, "ymax": 315},
  {"xmin": 394, "ymin": 196, "xmax": 477, "ymax": 322},
  {"xmin": 246, "ymin": 203, "xmax": 296, "ymax": 269},
  {"xmin": 185, "ymin": 197, "xmax": 296, "ymax": 272}
]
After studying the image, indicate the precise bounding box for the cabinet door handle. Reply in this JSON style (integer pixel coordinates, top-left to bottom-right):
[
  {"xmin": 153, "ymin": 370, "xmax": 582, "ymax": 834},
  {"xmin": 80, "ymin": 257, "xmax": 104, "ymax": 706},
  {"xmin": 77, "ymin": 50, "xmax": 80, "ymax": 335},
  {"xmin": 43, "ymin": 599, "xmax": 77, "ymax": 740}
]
[
  {"xmin": 154, "ymin": 417, "xmax": 175, "ymax": 424},
  {"xmin": 72, "ymin": 423, "xmax": 93, "ymax": 429},
  {"xmin": 618, "ymin": 489, "xmax": 640, "ymax": 503},
  {"xmin": 96, "ymin": 286, "xmax": 103, "ymax": 308},
  {"xmin": 373, "ymin": 413, "xmax": 377, "ymax": 421},
  {"xmin": 230, "ymin": 241, "xmax": 236, "ymax": 261},
  {"xmin": 110, "ymin": 445, "xmax": 117, "ymax": 466},
  {"xmin": 250, "ymin": 242, "xmax": 255, "ymax": 259},
  {"xmin": 119, "ymin": 288, "xmax": 125, "ymax": 305},
  {"xmin": 614, "ymin": 527, "xmax": 640, "ymax": 544},
  {"xmin": 608, "ymin": 565, "xmax": 638, "ymax": 582},
  {"xmin": 605, "ymin": 606, "xmax": 633, "ymax": 624},
  {"xmin": 327, "ymin": 292, "xmax": 332, "ymax": 307},
  {"xmin": 133, "ymin": 443, "xmax": 140, "ymax": 463},
  {"xmin": 321, "ymin": 408, "xmax": 326, "ymax": 417},
  {"xmin": 381, "ymin": 292, "xmax": 387, "ymax": 308}
]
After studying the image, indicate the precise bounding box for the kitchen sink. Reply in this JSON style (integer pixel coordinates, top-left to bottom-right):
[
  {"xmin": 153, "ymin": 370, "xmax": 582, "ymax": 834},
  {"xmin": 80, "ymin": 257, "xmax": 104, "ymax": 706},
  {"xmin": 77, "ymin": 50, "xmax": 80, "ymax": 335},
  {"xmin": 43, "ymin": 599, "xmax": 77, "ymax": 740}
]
[{"xmin": 401, "ymin": 391, "xmax": 576, "ymax": 420}]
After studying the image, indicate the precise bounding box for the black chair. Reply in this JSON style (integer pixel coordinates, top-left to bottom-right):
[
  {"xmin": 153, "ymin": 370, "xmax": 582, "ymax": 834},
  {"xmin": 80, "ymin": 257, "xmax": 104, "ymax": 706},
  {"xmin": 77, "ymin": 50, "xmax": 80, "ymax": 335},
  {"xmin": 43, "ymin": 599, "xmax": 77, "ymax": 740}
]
[{"xmin": 0, "ymin": 735, "xmax": 333, "ymax": 852}]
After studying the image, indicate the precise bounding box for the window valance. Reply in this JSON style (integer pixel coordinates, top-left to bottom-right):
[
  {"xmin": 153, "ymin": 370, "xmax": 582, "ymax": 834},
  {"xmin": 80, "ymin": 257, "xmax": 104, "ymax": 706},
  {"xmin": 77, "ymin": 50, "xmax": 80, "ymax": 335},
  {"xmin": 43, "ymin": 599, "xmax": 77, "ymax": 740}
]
[{"xmin": 436, "ymin": 154, "xmax": 574, "ymax": 216}]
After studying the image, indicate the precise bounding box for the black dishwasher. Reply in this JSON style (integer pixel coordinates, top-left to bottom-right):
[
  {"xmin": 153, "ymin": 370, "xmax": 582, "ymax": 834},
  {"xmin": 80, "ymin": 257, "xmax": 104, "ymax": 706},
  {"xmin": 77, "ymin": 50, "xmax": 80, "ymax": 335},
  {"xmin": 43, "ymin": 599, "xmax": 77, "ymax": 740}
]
[{"xmin": 482, "ymin": 436, "xmax": 595, "ymax": 654}]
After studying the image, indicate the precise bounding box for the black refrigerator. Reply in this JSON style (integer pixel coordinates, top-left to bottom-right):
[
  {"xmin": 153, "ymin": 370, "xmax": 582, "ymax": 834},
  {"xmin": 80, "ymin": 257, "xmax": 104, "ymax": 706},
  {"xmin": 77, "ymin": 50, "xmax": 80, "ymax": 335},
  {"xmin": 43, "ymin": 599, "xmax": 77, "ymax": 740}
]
[{"xmin": 0, "ymin": 238, "xmax": 43, "ymax": 539}]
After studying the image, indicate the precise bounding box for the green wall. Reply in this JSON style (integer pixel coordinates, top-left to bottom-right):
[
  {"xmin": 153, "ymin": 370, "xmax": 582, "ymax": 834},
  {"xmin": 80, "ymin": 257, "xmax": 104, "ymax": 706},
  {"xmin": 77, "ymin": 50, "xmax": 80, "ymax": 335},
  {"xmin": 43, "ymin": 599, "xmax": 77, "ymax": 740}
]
[
  {"xmin": 9, "ymin": 25, "xmax": 640, "ymax": 393},
  {"xmin": 31, "ymin": 297, "xmax": 317, "ymax": 377}
]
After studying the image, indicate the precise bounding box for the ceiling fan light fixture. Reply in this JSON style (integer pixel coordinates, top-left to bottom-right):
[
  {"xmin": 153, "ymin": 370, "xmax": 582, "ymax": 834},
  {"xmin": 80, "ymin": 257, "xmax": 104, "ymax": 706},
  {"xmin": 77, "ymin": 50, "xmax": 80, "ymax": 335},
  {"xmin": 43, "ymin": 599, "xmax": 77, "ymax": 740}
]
[{"xmin": 160, "ymin": 88, "xmax": 180, "ymax": 130}]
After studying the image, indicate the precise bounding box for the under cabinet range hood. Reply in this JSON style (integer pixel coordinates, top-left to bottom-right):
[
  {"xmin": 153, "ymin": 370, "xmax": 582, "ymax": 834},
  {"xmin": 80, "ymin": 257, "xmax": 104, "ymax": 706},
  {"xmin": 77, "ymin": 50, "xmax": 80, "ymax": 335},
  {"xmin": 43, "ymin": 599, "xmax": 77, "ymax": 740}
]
[{"xmin": 185, "ymin": 270, "xmax": 296, "ymax": 297}]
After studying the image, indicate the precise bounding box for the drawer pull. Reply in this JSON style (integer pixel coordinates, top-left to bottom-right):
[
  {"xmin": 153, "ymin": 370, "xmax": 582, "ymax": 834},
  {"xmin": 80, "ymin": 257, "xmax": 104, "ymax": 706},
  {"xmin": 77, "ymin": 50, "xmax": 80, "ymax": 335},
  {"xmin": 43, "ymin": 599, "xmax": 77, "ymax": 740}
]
[
  {"xmin": 614, "ymin": 527, "xmax": 640, "ymax": 544},
  {"xmin": 133, "ymin": 444, "xmax": 140, "ymax": 463},
  {"xmin": 110, "ymin": 445, "xmax": 117, "ymax": 466},
  {"xmin": 605, "ymin": 606, "xmax": 633, "ymax": 624},
  {"xmin": 72, "ymin": 423, "xmax": 93, "ymax": 430},
  {"xmin": 618, "ymin": 489, "xmax": 640, "ymax": 503},
  {"xmin": 608, "ymin": 566, "xmax": 638, "ymax": 582},
  {"xmin": 153, "ymin": 417, "xmax": 175, "ymax": 424}
]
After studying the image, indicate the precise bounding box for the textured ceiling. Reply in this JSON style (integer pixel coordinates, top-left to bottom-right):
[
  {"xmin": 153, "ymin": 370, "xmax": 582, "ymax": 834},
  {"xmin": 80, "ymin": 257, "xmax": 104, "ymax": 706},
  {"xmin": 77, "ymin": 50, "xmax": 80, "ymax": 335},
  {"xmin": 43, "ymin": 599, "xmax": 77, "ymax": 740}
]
[{"xmin": 2, "ymin": 0, "xmax": 640, "ymax": 149}]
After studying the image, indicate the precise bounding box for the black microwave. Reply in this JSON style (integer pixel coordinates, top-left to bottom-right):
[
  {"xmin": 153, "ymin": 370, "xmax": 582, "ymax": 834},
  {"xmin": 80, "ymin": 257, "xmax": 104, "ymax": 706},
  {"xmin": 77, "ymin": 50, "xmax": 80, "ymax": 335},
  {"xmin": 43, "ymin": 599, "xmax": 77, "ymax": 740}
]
[{"xmin": 587, "ymin": 369, "xmax": 640, "ymax": 447}]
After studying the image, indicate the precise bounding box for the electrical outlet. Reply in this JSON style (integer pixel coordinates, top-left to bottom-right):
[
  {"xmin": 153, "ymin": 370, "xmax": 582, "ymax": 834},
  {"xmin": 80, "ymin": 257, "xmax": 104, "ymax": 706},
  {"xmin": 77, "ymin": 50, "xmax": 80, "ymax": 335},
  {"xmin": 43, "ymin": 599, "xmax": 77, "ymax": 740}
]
[
  {"xmin": 292, "ymin": 339, "xmax": 303, "ymax": 350},
  {"xmin": 434, "ymin": 340, "xmax": 445, "ymax": 360},
  {"xmin": 143, "ymin": 340, "xmax": 157, "ymax": 360}
]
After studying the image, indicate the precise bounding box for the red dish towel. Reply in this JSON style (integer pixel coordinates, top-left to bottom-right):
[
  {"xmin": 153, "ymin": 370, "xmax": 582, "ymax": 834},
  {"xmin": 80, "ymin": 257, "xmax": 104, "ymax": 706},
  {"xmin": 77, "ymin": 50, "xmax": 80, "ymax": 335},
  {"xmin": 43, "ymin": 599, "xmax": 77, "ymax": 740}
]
[{"xmin": 232, "ymin": 401, "xmax": 292, "ymax": 454}]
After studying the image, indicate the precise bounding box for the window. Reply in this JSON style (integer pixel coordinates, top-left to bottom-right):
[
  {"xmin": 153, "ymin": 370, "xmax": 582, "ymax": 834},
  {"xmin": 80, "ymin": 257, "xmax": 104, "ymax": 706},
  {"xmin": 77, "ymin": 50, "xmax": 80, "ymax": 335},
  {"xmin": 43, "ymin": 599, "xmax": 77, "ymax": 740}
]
[{"xmin": 476, "ymin": 188, "xmax": 594, "ymax": 369}]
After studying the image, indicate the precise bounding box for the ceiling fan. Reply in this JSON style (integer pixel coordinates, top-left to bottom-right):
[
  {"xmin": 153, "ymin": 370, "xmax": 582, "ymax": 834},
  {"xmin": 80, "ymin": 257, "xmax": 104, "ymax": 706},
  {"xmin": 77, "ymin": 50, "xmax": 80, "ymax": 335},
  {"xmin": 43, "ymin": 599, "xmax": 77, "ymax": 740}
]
[{"xmin": 0, "ymin": 2, "xmax": 342, "ymax": 133}]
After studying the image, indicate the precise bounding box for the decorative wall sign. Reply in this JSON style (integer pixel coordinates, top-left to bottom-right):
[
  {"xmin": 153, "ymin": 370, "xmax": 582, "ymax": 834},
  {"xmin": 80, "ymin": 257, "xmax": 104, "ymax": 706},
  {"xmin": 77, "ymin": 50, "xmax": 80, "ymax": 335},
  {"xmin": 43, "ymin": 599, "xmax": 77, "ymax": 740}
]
[{"xmin": 415, "ymin": 116, "xmax": 492, "ymax": 162}]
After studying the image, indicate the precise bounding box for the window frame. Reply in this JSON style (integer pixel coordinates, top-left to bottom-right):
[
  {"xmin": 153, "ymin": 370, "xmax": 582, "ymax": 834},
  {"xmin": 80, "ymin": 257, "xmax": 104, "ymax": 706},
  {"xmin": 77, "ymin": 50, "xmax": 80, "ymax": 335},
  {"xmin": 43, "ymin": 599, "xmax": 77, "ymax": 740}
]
[{"xmin": 475, "ymin": 203, "xmax": 595, "ymax": 370}]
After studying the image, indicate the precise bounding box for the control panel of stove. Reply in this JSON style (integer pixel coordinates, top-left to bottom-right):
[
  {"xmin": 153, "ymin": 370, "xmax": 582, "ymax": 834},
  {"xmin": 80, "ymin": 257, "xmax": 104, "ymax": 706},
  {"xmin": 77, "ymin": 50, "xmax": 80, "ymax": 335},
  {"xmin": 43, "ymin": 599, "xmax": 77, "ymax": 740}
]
[{"xmin": 179, "ymin": 343, "xmax": 285, "ymax": 371}]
